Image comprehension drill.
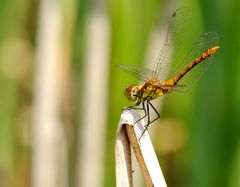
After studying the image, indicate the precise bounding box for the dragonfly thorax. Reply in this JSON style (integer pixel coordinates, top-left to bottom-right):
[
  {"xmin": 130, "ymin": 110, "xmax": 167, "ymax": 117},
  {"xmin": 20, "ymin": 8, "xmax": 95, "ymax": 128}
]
[{"xmin": 124, "ymin": 84, "xmax": 139, "ymax": 101}]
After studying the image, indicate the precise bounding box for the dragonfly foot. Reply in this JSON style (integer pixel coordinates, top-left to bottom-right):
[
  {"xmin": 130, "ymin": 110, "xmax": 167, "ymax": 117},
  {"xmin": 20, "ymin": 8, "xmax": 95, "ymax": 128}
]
[{"xmin": 144, "ymin": 124, "xmax": 149, "ymax": 129}]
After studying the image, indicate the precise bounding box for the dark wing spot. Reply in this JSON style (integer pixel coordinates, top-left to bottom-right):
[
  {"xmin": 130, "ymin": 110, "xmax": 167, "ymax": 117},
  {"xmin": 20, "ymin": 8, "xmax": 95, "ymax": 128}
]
[{"xmin": 172, "ymin": 11, "xmax": 176, "ymax": 17}]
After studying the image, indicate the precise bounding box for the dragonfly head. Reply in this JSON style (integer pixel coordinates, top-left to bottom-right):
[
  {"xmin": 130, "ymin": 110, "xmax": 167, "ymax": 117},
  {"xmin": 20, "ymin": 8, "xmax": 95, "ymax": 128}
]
[{"xmin": 124, "ymin": 84, "xmax": 139, "ymax": 101}]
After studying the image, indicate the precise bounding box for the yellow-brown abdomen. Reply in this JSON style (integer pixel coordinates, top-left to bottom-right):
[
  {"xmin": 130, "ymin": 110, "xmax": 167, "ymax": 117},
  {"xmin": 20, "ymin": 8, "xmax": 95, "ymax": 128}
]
[{"xmin": 168, "ymin": 46, "xmax": 220, "ymax": 84}]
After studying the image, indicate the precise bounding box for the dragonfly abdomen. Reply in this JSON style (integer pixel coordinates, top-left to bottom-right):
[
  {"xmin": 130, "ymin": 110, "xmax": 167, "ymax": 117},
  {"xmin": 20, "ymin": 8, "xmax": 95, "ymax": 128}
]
[{"xmin": 172, "ymin": 46, "xmax": 220, "ymax": 83}]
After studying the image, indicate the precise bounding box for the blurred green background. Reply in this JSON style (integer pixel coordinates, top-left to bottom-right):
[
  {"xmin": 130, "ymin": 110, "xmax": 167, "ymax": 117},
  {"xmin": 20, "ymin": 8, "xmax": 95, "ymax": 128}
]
[{"xmin": 0, "ymin": 0, "xmax": 239, "ymax": 187}]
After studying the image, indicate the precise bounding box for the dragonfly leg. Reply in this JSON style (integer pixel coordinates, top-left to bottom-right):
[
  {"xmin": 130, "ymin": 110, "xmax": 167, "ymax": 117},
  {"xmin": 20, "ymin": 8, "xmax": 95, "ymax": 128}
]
[
  {"xmin": 124, "ymin": 100, "xmax": 149, "ymax": 122},
  {"xmin": 124, "ymin": 100, "xmax": 159, "ymax": 141},
  {"xmin": 123, "ymin": 100, "xmax": 141, "ymax": 111},
  {"xmin": 145, "ymin": 101, "xmax": 160, "ymax": 128},
  {"xmin": 138, "ymin": 101, "xmax": 150, "ymax": 140},
  {"xmin": 123, "ymin": 100, "xmax": 147, "ymax": 124},
  {"xmin": 147, "ymin": 101, "xmax": 160, "ymax": 125},
  {"xmin": 139, "ymin": 101, "xmax": 160, "ymax": 140},
  {"xmin": 134, "ymin": 101, "xmax": 147, "ymax": 124}
]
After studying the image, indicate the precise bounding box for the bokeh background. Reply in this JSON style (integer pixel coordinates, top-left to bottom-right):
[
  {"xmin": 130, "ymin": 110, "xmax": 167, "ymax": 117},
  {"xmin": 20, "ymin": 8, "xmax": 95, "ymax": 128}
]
[{"xmin": 0, "ymin": 0, "xmax": 239, "ymax": 187}]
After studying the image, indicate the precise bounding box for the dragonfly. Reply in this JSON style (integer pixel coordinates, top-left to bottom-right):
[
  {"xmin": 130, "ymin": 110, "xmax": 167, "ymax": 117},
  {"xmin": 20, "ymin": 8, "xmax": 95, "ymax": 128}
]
[{"xmin": 117, "ymin": 7, "xmax": 220, "ymax": 138}]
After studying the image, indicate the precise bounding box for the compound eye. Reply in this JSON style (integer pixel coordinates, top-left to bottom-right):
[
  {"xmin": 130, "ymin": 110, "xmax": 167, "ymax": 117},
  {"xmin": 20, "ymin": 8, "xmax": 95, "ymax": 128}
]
[{"xmin": 124, "ymin": 84, "xmax": 138, "ymax": 101}]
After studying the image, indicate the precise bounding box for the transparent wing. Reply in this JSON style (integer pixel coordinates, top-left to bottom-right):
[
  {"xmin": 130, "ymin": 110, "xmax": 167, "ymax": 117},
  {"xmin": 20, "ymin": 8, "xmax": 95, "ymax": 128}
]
[
  {"xmin": 167, "ymin": 32, "xmax": 219, "ymax": 89},
  {"xmin": 116, "ymin": 64, "xmax": 156, "ymax": 82},
  {"xmin": 117, "ymin": 7, "xmax": 190, "ymax": 82},
  {"xmin": 154, "ymin": 82, "xmax": 188, "ymax": 92},
  {"xmin": 152, "ymin": 7, "xmax": 190, "ymax": 80},
  {"xmin": 171, "ymin": 84, "xmax": 188, "ymax": 92}
]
